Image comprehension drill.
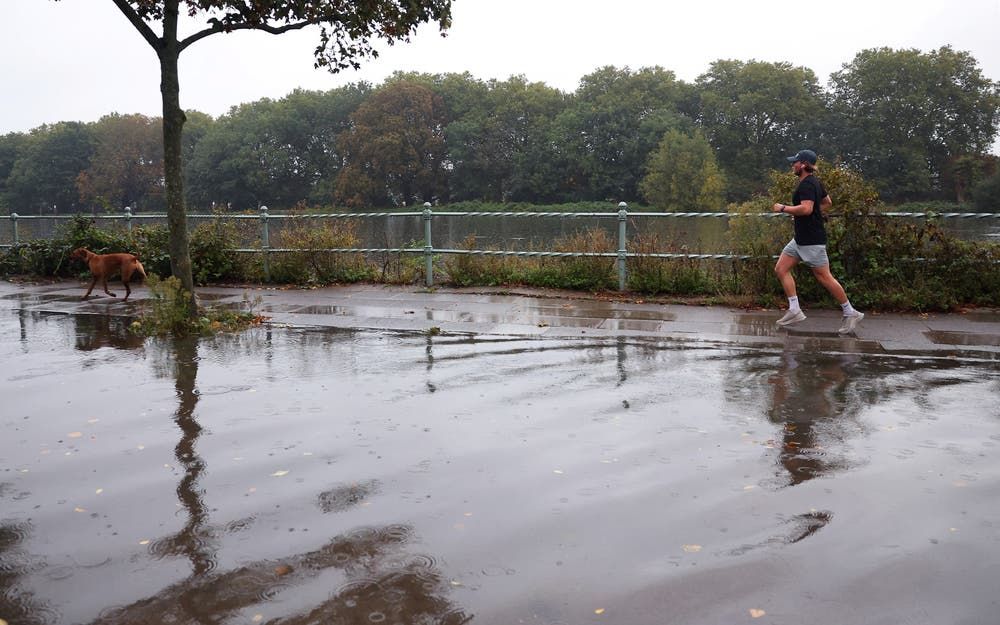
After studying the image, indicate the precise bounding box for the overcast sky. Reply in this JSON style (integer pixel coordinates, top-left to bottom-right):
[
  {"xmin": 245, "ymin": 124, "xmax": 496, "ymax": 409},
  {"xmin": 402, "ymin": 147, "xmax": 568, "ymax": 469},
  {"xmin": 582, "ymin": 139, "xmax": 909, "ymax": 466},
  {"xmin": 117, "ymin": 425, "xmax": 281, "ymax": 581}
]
[{"xmin": 3, "ymin": 0, "xmax": 999, "ymax": 138}]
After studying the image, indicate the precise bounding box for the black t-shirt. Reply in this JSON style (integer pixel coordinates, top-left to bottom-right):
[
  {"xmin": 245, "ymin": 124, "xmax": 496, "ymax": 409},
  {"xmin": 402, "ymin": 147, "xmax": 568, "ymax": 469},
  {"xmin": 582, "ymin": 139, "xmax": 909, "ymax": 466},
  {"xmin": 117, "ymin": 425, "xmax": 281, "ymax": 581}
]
[{"xmin": 791, "ymin": 175, "xmax": 828, "ymax": 245}]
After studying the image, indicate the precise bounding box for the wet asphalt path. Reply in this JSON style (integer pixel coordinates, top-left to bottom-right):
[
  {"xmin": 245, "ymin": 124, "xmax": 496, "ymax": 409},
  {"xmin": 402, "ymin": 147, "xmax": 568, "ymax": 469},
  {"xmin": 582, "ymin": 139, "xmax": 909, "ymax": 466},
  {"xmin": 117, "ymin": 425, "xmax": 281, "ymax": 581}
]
[{"xmin": 2, "ymin": 280, "xmax": 999, "ymax": 361}]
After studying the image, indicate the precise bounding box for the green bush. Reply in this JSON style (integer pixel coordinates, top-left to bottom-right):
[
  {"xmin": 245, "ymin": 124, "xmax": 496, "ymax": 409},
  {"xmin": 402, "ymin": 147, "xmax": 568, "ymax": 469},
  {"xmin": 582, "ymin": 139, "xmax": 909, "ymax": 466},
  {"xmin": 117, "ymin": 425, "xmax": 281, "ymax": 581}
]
[
  {"xmin": 267, "ymin": 218, "xmax": 373, "ymax": 284},
  {"xmin": 443, "ymin": 236, "xmax": 518, "ymax": 287},
  {"xmin": 521, "ymin": 229, "xmax": 616, "ymax": 291},
  {"xmin": 971, "ymin": 171, "xmax": 1000, "ymax": 212},
  {"xmin": 0, "ymin": 215, "xmax": 135, "ymax": 278},
  {"xmin": 627, "ymin": 232, "xmax": 719, "ymax": 295},
  {"xmin": 724, "ymin": 160, "xmax": 1000, "ymax": 311},
  {"xmin": 133, "ymin": 274, "xmax": 263, "ymax": 337},
  {"xmin": 190, "ymin": 217, "xmax": 246, "ymax": 284}
]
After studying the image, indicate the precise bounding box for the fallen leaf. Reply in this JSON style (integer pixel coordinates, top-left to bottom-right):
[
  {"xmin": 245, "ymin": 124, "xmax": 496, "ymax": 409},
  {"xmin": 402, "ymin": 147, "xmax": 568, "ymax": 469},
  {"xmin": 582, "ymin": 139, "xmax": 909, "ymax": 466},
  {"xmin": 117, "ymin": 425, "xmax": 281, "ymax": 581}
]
[
  {"xmin": 68, "ymin": 432, "xmax": 83, "ymax": 438},
  {"xmin": 595, "ymin": 608, "xmax": 606, "ymax": 615},
  {"xmin": 553, "ymin": 469, "xmax": 564, "ymax": 475},
  {"xmin": 87, "ymin": 418, "xmax": 99, "ymax": 424},
  {"xmin": 74, "ymin": 507, "xmax": 86, "ymax": 513},
  {"xmin": 682, "ymin": 544, "xmax": 702, "ymax": 553},
  {"xmin": 271, "ymin": 470, "xmax": 289, "ymax": 477},
  {"xmin": 274, "ymin": 564, "xmax": 292, "ymax": 576},
  {"xmin": 450, "ymin": 580, "xmax": 463, "ymax": 586},
  {"xmin": 252, "ymin": 616, "xmax": 263, "ymax": 623},
  {"xmin": 743, "ymin": 485, "xmax": 755, "ymax": 491},
  {"xmin": 139, "ymin": 540, "xmax": 150, "ymax": 545},
  {"xmin": 137, "ymin": 445, "xmax": 145, "ymax": 450},
  {"xmin": 749, "ymin": 608, "xmax": 766, "ymax": 618},
  {"xmin": 95, "ymin": 488, "xmax": 103, "ymax": 495}
]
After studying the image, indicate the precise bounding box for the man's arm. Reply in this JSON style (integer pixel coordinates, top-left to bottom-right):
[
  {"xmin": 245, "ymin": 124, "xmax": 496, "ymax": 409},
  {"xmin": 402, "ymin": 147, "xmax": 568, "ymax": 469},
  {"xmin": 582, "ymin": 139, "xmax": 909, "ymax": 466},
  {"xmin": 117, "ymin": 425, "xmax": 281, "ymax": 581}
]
[{"xmin": 772, "ymin": 199, "xmax": 814, "ymax": 216}]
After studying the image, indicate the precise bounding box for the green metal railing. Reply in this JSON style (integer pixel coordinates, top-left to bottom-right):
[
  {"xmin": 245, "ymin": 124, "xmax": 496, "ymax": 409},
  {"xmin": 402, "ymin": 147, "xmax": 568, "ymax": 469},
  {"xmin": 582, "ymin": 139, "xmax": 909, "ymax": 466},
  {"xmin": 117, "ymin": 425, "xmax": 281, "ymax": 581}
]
[{"xmin": 3, "ymin": 204, "xmax": 999, "ymax": 289}]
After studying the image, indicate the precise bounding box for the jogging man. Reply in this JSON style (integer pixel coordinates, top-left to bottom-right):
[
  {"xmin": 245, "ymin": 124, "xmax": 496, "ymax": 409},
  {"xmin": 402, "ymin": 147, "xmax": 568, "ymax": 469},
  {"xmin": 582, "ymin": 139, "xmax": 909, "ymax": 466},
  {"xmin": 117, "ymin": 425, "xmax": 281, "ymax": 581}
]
[{"xmin": 772, "ymin": 149, "xmax": 864, "ymax": 334}]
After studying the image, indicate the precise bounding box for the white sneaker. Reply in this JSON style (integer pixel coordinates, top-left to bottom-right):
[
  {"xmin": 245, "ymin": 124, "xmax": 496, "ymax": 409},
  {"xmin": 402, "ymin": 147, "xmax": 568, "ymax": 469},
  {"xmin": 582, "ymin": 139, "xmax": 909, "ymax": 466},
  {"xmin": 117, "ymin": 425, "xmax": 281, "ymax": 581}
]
[
  {"xmin": 838, "ymin": 312, "xmax": 864, "ymax": 334},
  {"xmin": 776, "ymin": 309, "xmax": 806, "ymax": 326}
]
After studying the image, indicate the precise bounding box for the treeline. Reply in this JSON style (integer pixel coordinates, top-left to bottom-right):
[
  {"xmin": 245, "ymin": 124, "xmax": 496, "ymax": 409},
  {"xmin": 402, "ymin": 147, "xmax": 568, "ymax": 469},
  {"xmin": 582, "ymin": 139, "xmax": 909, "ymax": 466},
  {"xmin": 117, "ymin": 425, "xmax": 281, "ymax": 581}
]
[{"xmin": 1, "ymin": 45, "xmax": 998, "ymax": 214}]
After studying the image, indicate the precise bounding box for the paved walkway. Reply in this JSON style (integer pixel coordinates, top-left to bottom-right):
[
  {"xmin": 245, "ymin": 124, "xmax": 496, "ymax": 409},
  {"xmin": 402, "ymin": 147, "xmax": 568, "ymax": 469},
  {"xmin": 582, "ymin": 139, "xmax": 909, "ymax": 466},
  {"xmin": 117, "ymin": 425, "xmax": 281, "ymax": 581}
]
[{"xmin": 2, "ymin": 280, "xmax": 999, "ymax": 359}]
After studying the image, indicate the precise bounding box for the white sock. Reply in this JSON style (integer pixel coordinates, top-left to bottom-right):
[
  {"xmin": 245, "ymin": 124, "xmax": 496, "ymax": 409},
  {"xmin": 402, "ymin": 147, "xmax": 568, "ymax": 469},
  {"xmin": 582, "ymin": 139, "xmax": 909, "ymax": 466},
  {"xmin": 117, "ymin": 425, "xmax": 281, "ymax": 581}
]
[
  {"xmin": 788, "ymin": 296, "xmax": 800, "ymax": 312},
  {"xmin": 841, "ymin": 301, "xmax": 857, "ymax": 316}
]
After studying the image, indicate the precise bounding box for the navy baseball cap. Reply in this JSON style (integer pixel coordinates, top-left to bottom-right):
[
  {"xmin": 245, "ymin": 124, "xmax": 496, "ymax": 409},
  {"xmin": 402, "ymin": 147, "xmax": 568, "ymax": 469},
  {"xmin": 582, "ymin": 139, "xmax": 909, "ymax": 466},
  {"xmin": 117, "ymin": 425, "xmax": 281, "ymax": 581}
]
[{"xmin": 786, "ymin": 149, "xmax": 817, "ymax": 165}]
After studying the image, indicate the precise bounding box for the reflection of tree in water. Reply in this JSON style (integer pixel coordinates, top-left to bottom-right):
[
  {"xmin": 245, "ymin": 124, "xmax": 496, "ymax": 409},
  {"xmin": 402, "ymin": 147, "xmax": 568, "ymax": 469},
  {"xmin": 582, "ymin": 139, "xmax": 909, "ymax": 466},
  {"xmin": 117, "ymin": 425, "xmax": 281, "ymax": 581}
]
[
  {"xmin": 0, "ymin": 519, "xmax": 55, "ymax": 625},
  {"xmin": 148, "ymin": 335, "xmax": 219, "ymax": 576},
  {"xmin": 85, "ymin": 335, "xmax": 470, "ymax": 625},
  {"xmin": 91, "ymin": 524, "xmax": 471, "ymax": 625}
]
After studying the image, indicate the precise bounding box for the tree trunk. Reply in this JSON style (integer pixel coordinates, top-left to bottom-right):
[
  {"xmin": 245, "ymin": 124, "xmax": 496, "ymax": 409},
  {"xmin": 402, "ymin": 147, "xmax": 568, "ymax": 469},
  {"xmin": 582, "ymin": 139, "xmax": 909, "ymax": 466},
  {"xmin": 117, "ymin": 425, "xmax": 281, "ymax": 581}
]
[{"xmin": 159, "ymin": 1, "xmax": 198, "ymax": 315}]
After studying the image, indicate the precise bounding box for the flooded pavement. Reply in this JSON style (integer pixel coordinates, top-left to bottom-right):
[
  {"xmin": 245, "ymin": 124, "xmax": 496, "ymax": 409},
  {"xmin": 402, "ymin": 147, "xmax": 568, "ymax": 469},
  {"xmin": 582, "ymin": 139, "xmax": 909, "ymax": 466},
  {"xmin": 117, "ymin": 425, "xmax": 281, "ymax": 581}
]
[{"xmin": 2, "ymin": 282, "xmax": 1000, "ymax": 625}]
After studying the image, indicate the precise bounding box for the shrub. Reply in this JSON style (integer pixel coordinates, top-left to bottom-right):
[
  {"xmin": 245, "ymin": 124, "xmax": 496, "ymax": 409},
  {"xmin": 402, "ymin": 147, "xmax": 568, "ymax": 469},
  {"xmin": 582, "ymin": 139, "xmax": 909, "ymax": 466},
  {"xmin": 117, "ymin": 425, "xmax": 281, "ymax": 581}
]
[
  {"xmin": 267, "ymin": 218, "xmax": 373, "ymax": 284},
  {"xmin": 133, "ymin": 274, "xmax": 263, "ymax": 336},
  {"xmin": 627, "ymin": 231, "xmax": 719, "ymax": 295},
  {"xmin": 442, "ymin": 236, "xmax": 518, "ymax": 286},
  {"xmin": 190, "ymin": 217, "xmax": 245, "ymax": 284},
  {"xmin": 522, "ymin": 228, "xmax": 616, "ymax": 291},
  {"xmin": 971, "ymin": 171, "xmax": 1000, "ymax": 212}
]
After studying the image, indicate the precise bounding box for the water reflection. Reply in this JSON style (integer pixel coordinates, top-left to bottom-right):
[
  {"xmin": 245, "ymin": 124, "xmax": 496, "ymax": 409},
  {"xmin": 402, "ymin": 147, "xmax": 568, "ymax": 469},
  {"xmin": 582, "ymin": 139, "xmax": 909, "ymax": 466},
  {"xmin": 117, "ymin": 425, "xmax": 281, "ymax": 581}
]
[
  {"xmin": 70, "ymin": 330, "xmax": 472, "ymax": 624},
  {"xmin": 765, "ymin": 348, "xmax": 862, "ymax": 487},
  {"xmin": 92, "ymin": 524, "xmax": 471, "ymax": 625},
  {"xmin": 149, "ymin": 336, "xmax": 219, "ymax": 576},
  {"xmin": 73, "ymin": 315, "xmax": 145, "ymax": 352},
  {"xmin": 0, "ymin": 519, "xmax": 53, "ymax": 625}
]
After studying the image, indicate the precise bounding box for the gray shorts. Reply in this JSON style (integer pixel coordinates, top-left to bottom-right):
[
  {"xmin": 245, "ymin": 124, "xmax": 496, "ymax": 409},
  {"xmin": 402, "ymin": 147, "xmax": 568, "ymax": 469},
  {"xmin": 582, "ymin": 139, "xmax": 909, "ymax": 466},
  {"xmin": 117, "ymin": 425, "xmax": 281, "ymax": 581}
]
[{"xmin": 781, "ymin": 239, "xmax": 829, "ymax": 268}]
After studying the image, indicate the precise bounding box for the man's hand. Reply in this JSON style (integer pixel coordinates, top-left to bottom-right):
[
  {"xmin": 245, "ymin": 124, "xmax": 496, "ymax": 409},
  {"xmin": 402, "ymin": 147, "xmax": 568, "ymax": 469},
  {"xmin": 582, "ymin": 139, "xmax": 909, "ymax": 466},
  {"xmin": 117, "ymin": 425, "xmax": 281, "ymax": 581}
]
[{"xmin": 772, "ymin": 203, "xmax": 787, "ymax": 213}]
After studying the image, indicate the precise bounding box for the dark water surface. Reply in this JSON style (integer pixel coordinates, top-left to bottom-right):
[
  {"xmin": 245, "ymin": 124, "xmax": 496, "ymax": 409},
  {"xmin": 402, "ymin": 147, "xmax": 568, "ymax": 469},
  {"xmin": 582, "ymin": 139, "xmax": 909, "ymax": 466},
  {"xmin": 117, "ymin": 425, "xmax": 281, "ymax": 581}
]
[{"xmin": 2, "ymin": 310, "xmax": 1000, "ymax": 625}]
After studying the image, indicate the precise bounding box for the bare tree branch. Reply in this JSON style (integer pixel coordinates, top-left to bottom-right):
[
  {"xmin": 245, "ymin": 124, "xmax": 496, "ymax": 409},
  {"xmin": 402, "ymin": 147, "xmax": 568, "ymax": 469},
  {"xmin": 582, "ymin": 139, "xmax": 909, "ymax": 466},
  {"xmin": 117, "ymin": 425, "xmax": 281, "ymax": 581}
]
[
  {"xmin": 179, "ymin": 20, "xmax": 315, "ymax": 53},
  {"xmin": 110, "ymin": 0, "xmax": 161, "ymax": 51}
]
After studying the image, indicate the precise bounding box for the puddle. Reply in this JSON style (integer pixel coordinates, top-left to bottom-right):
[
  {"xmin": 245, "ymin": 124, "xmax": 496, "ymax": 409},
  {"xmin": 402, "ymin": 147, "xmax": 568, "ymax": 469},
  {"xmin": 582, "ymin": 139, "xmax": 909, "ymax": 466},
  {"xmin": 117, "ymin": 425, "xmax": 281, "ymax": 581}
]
[
  {"xmin": 196, "ymin": 292, "xmax": 238, "ymax": 301},
  {"xmin": 2, "ymin": 311, "xmax": 999, "ymax": 625},
  {"xmin": 966, "ymin": 312, "xmax": 1000, "ymax": 323},
  {"xmin": 0, "ymin": 292, "xmax": 82, "ymax": 304},
  {"xmin": 926, "ymin": 330, "xmax": 1000, "ymax": 347},
  {"xmin": 731, "ymin": 314, "xmax": 780, "ymax": 336},
  {"xmin": 598, "ymin": 319, "xmax": 665, "ymax": 332}
]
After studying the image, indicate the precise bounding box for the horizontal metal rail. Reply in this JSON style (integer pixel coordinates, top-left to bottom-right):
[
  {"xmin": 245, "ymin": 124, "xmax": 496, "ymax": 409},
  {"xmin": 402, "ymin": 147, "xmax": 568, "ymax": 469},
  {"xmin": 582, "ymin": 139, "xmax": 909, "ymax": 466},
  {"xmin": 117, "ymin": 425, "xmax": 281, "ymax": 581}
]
[
  {"xmin": 3, "ymin": 204, "xmax": 998, "ymax": 286},
  {"xmin": 4, "ymin": 211, "xmax": 1000, "ymax": 220}
]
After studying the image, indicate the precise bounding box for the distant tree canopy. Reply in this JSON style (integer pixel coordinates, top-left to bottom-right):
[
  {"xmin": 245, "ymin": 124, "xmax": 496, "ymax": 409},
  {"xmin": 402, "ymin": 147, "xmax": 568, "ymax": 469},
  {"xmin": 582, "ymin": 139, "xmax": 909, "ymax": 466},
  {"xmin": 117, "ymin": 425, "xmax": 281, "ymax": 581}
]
[{"xmin": 2, "ymin": 45, "xmax": 999, "ymax": 214}]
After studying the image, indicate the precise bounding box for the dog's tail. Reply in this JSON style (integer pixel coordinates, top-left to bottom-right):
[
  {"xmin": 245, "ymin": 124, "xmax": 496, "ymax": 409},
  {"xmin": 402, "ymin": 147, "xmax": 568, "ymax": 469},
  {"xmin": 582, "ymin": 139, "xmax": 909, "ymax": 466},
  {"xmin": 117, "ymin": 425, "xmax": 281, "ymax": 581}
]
[{"xmin": 131, "ymin": 254, "xmax": 147, "ymax": 282}]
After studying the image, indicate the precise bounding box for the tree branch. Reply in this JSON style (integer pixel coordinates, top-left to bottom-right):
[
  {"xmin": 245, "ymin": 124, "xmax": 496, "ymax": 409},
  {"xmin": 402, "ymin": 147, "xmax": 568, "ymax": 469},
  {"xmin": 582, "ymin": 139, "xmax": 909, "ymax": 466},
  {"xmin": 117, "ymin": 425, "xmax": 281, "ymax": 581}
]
[
  {"xmin": 179, "ymin": 20, "xmax": 314, "ymax": 53},
  {"xmin": 110, "ymin": 0, "xmax": 161, "ymax": 51}
]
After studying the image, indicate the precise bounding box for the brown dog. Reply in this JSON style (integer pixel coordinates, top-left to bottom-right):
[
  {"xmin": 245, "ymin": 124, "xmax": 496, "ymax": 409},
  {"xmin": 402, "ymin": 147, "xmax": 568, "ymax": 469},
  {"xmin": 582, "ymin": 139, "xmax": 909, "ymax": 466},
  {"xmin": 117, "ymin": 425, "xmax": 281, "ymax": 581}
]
[{"xmin": 70, "ymin": 247, "xmax": 147, "ymax": 301}]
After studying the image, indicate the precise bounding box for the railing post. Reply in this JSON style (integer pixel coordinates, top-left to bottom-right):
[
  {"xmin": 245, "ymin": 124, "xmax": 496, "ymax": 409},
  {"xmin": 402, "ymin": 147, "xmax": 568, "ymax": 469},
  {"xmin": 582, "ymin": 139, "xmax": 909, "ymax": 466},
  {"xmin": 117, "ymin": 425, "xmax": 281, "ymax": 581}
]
[
  {"xmin": 124, "ymin": 206, "xmax": 132, "ymax": 236},
  {"xmin": 260, "ymin": 205, "xmax": 270, "ymax": 282},
  {"xmin": 423, "ymin": 201, "xmax": 434, "ymax": 287},
  {"xmin": 617, "ymin": 201, "xmax": 628, "ymax": 291},
  {"xmin": 11, "ymin": 212, "xmax": 19, "ymax": 246}
]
